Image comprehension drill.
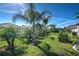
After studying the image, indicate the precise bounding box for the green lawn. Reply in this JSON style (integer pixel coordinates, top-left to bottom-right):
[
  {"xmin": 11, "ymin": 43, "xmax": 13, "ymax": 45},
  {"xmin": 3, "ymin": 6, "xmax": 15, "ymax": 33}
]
[
  {"xmin": 0, "ymin": 32, "xmax": 79, "ymax": 56},
  {"xmin": 40, "ymin": 33, "xmax": 79, "ymax": 56}
]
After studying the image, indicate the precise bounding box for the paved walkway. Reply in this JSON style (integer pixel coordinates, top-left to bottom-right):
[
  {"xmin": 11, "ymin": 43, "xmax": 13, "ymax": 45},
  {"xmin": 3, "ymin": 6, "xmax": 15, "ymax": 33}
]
[
  {"xmin": 72, "ymin": 45, "xmax": 79, "ymax": 52},
  {"xmin": 72, "ymin": 39, "xmax": 79, "ymax": 52}
]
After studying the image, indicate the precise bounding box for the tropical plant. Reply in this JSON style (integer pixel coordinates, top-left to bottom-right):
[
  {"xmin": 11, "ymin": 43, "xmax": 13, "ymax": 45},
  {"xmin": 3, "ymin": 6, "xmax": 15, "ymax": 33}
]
[
  {"xmin": 42, "ymin": 15, "xmax": 51, "ymax": 37},
  {"xmin": 58, "ymin": 28, "xmax": 71, "ymax": 43},
  {"xmin": 13, "ymin": 4, "xmax": 39, "ymax": 44},
  {"xmin": 0, "ymin": 27, "xmax": 16, "ymax": 52},
  {"xmin": 49, "ymin": 24, "xmax": 57, "ymax": 32},
  {"xmin": 13, "ymin": 3, "xmax": 52, "ymax": 44}
]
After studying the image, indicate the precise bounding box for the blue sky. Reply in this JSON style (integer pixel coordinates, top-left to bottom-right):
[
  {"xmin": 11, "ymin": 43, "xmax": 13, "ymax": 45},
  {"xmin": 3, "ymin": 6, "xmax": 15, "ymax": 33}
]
[{"xmin": 0, "ymin": 3, "xmax": 79, "ymax": 28}]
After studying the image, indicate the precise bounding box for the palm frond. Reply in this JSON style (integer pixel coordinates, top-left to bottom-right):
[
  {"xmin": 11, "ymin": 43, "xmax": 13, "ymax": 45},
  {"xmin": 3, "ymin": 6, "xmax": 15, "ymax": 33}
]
[
  {"xmin": 40, "ymin": 10, "xmax": 52, "ymax": 16},
  {"xmin": 74, "ymin": 9, "xmax": 79, "ymax": 15},
  {"xmin": 28, "ymin": 3, "xmax": 35, "ymax": 10},
  {"xmin": 24, "ymin": 9, "xmax": 36, "ymax": 20},
  {"xmin": 75, "ymin": 15, "xmax": 79, "ymax": 19},
  {"xmin": 24, "ymin": 9, "xmax": 40, "ymax": 24},
  {"xmin": 42, "ymin": 15, "xmax": 51, "ymax": 25},
  {"xmin": 75, "ymin": 9, "xmax": 79, "ymax": 19},
  {"xmin": 12, "ymin": 14, "xmax": 29, "ymax": 23}
]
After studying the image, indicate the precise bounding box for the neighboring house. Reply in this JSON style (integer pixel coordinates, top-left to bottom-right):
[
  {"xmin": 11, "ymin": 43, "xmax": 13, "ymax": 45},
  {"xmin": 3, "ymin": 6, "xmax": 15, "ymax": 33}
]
[{"xmin": 70, "ymin": 25, "xmax": 79, "ymax": 36}]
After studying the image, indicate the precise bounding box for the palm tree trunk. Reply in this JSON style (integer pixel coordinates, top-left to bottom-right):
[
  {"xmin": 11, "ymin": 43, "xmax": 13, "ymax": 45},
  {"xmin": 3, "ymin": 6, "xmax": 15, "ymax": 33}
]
[
  {"xmin": 6, "ymin": 38, "xmax": 15, "ymax": 52},
  {"xmin": 12, "ymin": 37, "xmax": 14, "ymax": 47},
  {"xmin": 6, "ymin": 39, "xmax": 11, "ymax": 50},
  {"xmin": 44, "ymin": 26, "xmax": 46, "ymax": 37},
  {"xmin": 11, "ymin": 37, "xmax": 15, "ymax": 52},
  {"xmin": 32, "ymin": 19, "xmax": 36, "ymax": 44}
]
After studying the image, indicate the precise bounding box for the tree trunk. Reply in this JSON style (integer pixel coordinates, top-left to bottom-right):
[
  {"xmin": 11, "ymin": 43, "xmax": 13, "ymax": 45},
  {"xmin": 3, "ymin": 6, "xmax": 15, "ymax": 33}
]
[
  {"xmin": 6, "ymin": 39, "xmax": 11, "ymax": 51},
  {"xmin": 11, "ymin": 37, "xmax": 15, "ymax": 52},
  {"xmin": 44, "ymin": 26, "xmax": 46, "ymax": 37},
  {"xmin": 6, "ymin": 38, "xmax": 15, "ymax": 53},
  {"xmin": 32, "ymin": 19, "xmax": 36, "ymax": 45}
]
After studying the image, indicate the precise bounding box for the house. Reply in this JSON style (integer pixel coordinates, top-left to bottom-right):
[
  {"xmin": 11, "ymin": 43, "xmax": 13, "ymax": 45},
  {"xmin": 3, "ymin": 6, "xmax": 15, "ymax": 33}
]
[{"xmin": 69, "ymin": 25, "xmax": 79, "ymax": 36}]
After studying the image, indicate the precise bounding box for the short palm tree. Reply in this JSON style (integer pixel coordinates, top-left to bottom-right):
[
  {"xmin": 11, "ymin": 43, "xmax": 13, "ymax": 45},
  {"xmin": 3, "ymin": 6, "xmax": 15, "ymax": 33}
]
[
  {"xmin": 0, "ymin": 27, "xmax": 16, "ymax": 52},
  {"xmin": 49, "ymin": 24, "xmax": 56, "ymax": 32},
  {"xmin": 42, "ymin": 15, "xmax": 51, "ymax": 37}
]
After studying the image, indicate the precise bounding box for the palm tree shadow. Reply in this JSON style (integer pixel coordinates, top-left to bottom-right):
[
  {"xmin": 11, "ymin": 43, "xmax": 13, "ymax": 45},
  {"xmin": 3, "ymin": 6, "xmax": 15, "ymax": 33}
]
[
  {"xmin": 63, "ymin": 49, "xmax": 79, "ymax": 56},
  {"xmin": 36, "ymin": 45, "xmax": 47, "ymax": 53},
  {"xmin": 47, "ymin": 51, "xmax": 59, "ymax": 56},
  {"xmin": 0, "ymin": 47, "xmax": 25, "ymax": 56},
  {"xmin": 0, "ymin": 51, "xmax": 7, "ymax": 56},
  {"xmin": 35, "ymin": 43, "xmax": 58, "ymax": 56}
]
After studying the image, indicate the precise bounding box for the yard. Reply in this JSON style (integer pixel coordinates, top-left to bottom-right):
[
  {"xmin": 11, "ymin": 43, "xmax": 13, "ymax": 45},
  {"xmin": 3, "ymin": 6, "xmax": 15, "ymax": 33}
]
[{"xmin": 0, "ymin": 32, "xmax": 78, "ymax": 56}]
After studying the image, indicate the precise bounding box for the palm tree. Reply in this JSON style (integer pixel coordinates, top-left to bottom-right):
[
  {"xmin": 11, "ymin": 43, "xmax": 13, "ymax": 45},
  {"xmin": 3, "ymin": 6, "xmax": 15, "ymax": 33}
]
[
  {"xmin": 13, "ymin": 4, "xmax": 40, "ymax": 44},
  {"xmin": 13, "ymin": 3, "xmax": 52, "ymax": 44},
  {"xmin": 0, "ymin": 27, "xmax": 16, "ymax": 52},
  {"xmin": 49, "ymin": 24, "xmax": 56, "ymax": 32},
  {"xmin": 42, "ymin": 15, "xmax": 51, "ymax": 37}
]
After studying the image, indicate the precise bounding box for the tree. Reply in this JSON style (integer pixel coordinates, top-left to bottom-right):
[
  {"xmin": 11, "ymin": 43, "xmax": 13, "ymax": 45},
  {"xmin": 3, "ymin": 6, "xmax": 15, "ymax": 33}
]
[
  {"xmin": 49, "ymin": 24, "xmax": 57, "ymax": 32},
  {"xmin": 42, "ymin": 15, "xmax": 51, "ymax": 37},
  {"xmin": 13, "ymin": 4, "xmax": 40, "ymax": 44},
  {"xmin": 13, "ymin": 3, "xmax": 51, "ymax": 44},
  {"xmin": 58, "ymin": 28, "xmax": 71, "ymax": 43},
  {"xmin": 0, "ymin": 27, "xmax": 16, "ymax": 52}
]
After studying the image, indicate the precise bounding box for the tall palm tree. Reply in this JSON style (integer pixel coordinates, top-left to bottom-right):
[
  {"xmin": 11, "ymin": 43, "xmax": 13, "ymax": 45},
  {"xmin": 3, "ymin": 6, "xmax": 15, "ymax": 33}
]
[
  {"xmin": 13, "ymin": 3, "xmax": 52, "ymax": 44},
  {"xmin": 13, "ymin": 4, "xmax": 39, "ymax": 44},
  {"xmin": 42, "ymin": 15, "xmax": 51, "ymax": 37}
]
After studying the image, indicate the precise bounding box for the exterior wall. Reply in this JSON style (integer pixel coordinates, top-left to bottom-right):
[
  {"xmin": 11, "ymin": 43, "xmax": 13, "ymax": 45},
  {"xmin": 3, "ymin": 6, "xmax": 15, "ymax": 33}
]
[
  {"xmin": 72, "ymin": 28, "xmax": 78, "ymax": 32},
  {"xmin": 71, "ymin": 25, "xmax": 79, "ymax": 37},
  {"xmin": 77, "ymin": 26, "xmax": 79, "ymax": 37}
]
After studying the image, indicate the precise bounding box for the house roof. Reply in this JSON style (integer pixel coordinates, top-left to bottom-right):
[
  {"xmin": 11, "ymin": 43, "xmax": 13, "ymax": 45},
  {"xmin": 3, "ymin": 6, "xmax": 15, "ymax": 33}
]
[{"xmin": 67, "ymin": 23, "xmax": 79, "ymax": 29}]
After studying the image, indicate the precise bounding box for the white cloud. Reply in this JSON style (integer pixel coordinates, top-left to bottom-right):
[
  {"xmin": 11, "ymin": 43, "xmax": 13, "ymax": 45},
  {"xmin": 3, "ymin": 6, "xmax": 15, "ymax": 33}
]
[
  {"xmin": 57, "ymin": 19, "xmax": 79, "ymax": 28},
  {"xmin": 0, "ymin": 9, "xmax": 17, "ymax": 14}
]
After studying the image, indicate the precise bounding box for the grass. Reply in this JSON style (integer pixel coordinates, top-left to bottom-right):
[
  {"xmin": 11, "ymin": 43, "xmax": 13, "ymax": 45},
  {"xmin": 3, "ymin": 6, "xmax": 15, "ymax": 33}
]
[
  {"xmin": 0, "ymin": 32, "xmax": 79, "ymax": 56},
  {"xmin": 40, "ymin": 33, "xmax": 79, "ymax": 56},
  {"xmin": 26, "ymin": 44, "xmax": 46, "ymax": 56}
]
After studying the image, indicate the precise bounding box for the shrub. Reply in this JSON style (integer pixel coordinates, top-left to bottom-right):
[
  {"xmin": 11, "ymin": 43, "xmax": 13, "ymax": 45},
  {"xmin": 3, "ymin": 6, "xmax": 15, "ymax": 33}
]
[{"xmin": 58, "ymin": 30, "xmax": 71, "ymax": 43}]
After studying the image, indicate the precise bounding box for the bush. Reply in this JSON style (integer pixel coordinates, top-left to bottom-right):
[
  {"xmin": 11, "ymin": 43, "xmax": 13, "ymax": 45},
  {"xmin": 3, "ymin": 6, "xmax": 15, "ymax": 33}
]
[
  {"xmin": 58, "ymin": 30, "xmax": 71, "ymax": 43},
  {"xmin": 26, "ymin": 45, "xmax": 46, "ymax": 56}
]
